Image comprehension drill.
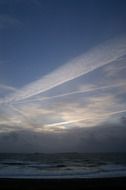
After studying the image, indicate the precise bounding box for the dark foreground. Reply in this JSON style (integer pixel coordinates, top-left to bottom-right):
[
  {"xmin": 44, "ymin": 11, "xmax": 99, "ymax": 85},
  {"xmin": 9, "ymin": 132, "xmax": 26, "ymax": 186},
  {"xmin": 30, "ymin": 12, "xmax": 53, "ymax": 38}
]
[{"xmin": 0, "ymin": 177, "xmax": 126, "ymax": 190}]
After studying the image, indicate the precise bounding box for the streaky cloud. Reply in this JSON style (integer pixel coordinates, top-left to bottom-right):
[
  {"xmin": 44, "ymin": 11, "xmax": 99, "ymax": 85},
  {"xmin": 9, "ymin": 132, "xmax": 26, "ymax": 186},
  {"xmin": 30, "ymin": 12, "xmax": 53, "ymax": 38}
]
[
  {"xmin": 45, "ymin": 119, "xmax": 86, "ymax": 127},
  {"xmin": 15, "ymin": 81, "xmax": 126, "ymax": 104},
  {"xmin": 45, "ymin": 109, "xmax": 126, "ymax": 127},
  {"xmin": 2, "ymin": 36, "xmax": 126, "ymax": 104},
  {"xmin": 0, "ymin": 84, "xmax": 17, "ymax": 92}
]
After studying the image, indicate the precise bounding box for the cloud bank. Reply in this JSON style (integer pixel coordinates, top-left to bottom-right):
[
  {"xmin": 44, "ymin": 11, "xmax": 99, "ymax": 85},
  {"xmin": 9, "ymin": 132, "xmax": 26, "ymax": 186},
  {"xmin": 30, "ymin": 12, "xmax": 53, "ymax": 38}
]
[{"xmin": 0, "ymin": 120, "xmax": 126, "ymax": 153}]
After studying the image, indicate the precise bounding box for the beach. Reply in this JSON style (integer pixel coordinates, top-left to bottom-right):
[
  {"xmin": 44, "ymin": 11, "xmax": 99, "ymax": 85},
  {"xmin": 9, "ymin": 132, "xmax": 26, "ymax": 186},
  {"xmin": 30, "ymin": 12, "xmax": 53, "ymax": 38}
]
[{"xmin": 0, "ymin": 177, "xmax": 126, "ymax": 189}]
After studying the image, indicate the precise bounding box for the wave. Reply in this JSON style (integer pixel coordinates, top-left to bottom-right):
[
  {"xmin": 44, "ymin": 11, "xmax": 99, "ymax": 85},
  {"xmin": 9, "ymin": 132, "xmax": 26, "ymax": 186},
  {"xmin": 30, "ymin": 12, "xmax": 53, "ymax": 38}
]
[
  {"xmin": 0, "ymin": 163, "xmax": 126, "ymax": 179},
  {"xmin": 0, "ymin": 153, "xmax": 126, "ymax": 178}
]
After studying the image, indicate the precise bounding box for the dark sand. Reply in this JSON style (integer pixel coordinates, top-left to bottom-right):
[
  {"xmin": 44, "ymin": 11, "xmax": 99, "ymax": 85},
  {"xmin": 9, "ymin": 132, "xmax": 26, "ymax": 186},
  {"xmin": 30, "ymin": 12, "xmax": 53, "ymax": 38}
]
[{"xmin": 0, "ymin": 177, "xmax": 126, "ymax": 190}]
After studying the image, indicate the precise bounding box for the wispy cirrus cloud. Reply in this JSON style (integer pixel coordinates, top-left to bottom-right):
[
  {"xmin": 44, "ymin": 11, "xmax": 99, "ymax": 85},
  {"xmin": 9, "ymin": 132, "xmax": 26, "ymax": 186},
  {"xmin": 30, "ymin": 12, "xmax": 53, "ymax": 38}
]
[
  {"xmin": 2, "ymin": 36, "xmax": 126, "ymax": 104},
  {"xmin": 1, "ymin": 89, "xmax": 125, "ymax": 133},
  {"xmin": 103, "ymin": 55, "xmax": 126, "ymax": 78},
  {"xmin": 0, "ymin": 84, "xmax": 17, "ymax": 92},
  {"xmin": 15, "ymin": 81, "xmax": 126, "ymax": 104},
  {"xmin": 0, "ymin": 36, "xmax": 126, "ymax": 134}
]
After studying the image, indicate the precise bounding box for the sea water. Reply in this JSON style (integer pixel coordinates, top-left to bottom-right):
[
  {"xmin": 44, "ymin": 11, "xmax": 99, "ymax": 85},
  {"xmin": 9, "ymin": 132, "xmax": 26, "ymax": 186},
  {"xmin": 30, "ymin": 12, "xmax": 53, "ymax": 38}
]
[{"xmin": 0, "ymin": 153, "xmax": 126, "ymax": 178}]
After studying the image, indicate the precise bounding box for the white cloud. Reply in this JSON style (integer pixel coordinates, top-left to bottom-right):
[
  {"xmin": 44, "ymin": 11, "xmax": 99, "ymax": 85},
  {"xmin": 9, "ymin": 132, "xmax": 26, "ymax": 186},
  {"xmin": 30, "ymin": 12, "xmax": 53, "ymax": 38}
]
[
  {"xmin": 2, "ymin": 35, "xmax": 126, "ymax": 104},
  {"xmin": 0, "ymin": 84, "xmax": 17, "ymax": 92},
  {"xmin": 0, "ymin": 91, "xmax": 126, "ymax": 133},
  {"xmin": 0, "ymin": 36, "xmax": 126, "ymax": 133}
]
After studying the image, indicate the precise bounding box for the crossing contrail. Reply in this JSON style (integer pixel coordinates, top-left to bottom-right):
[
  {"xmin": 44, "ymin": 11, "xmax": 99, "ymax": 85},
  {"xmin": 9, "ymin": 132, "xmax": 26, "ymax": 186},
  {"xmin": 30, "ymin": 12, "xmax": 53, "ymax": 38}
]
[
  {"xmin": 13, "ymin": 82, "xmax": 126, "ymax": 104},
  {"xmin": 2, "ymin": 36, "xmax": 126, "ymax": 104}
]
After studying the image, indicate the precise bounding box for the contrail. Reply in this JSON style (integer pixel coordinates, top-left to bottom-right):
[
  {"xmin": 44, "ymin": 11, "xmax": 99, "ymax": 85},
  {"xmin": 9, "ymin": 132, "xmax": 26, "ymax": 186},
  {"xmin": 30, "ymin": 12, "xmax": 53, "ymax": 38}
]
[
  {"xmin": 3, "ymin": 36, "xmax": 126, "ymax": 103},
  {"xmin": 14, "ymin": 82, "xmax": 126, "ymax": 104},
  {"xmin": 45, "ymin": 119, "xmax": 86, "ymax": 127},
  {"xmin": 45, "ymin": 109, "xmax": 126, "ymax": 127},
  {"xmin": 0, "ymin": 84, "xmax": 17, "ymax": 104},
  {"xmin": 0, "ymin": 84, "xmax": 17, "ymax": 92}
]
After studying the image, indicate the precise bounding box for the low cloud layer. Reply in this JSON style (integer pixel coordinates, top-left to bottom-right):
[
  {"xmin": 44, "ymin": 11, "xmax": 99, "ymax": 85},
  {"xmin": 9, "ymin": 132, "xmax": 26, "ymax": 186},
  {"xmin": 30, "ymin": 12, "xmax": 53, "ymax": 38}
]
[{"xmin": 0, "ymin": 119, "xmax": 126, "ymax": 153}]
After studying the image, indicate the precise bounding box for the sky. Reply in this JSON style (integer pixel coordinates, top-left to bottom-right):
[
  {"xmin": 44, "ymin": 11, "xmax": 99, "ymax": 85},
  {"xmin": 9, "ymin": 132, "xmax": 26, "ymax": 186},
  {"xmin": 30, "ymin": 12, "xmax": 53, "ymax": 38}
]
[{"xmin": 0, "ymin": 0, "xmax": 126, "ymax": 153}]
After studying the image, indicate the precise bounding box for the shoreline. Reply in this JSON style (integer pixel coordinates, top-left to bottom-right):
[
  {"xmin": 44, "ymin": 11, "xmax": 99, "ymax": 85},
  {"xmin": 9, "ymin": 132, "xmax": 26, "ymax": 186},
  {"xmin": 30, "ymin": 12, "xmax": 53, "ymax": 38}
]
[{"xmin": 0, "ymin": 177, "xmax": 126, "ymax": 189}]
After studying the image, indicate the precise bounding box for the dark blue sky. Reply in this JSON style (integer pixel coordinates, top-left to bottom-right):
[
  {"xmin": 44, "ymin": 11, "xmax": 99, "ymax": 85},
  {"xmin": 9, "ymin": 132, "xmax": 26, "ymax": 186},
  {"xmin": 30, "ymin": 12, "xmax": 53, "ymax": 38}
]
[
  {"xmin": 0, "ymin": 0, "xmax": 126, "ymax": 152},
  {"xmin": 0, "ymin": 0, "xmax": 126, "ymax": 87}
]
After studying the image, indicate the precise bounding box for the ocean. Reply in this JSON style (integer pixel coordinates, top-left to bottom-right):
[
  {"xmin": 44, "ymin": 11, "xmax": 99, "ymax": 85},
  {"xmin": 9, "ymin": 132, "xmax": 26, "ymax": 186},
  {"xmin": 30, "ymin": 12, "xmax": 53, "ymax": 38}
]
[{"xmin": 0, "ymin": 153, "xmax": 126, "ymax": 178}]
